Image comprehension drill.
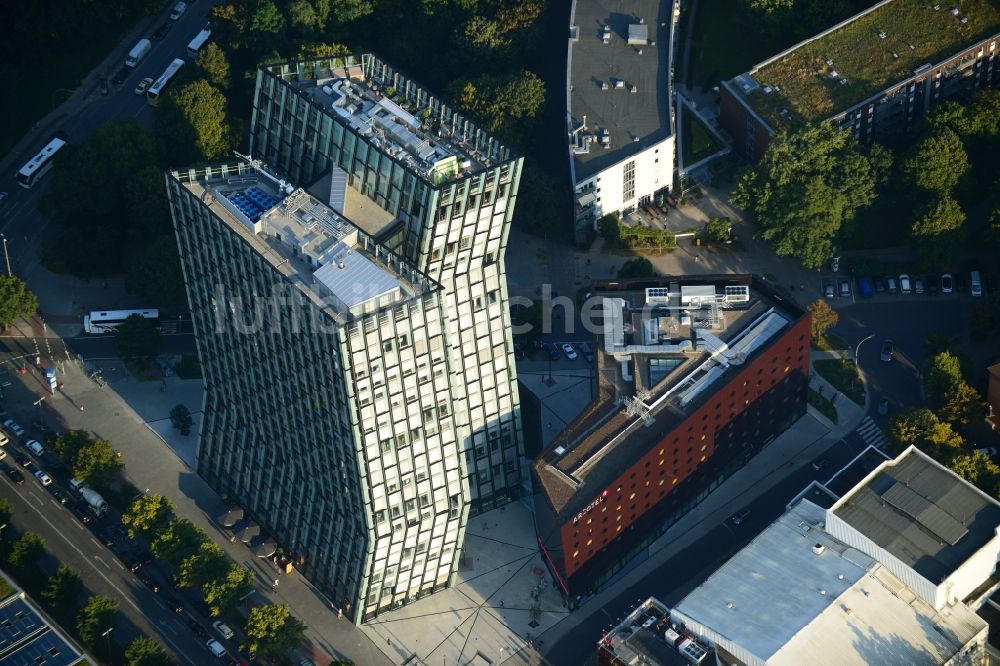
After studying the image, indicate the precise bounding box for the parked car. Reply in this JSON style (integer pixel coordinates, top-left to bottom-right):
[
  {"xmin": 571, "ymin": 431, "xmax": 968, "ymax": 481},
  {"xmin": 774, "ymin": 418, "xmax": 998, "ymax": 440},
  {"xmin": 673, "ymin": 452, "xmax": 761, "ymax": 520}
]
[
  {"xmin": 111, "ymin": 67, "xmax": 130, "ymax": 86},
  {"xmin": 941, "ymin": 273, "xmax": 954, "ymax": 293},
  {"xmin": 25, "ymin": 439, "xmax": 44, "ymax": 457},
  {"xmin": 839, "ymin": 279, "xmax": 851, "ymax": 297},
  {"xmin": 899, "ymin": 274, "xmax": 912, "ymax": 294},
  {"xmin": 880, "ymin": 340, "xmax": 894, "ymax": 363},
  {"xmin": 542, "ymin": 342, "xmax": 560, "ymax": 361},
  {"xmin": 139, "ymin": 573, "xmax": 160, "ymax": 593},
  {"xmin": 856, "ymin": 277, "xmax": 873, "ymax": 299},
  {"xmin": 731, "ymin": 509, "xmax": 750, "ymax": 525},
  {"xmin": 0, "ymin": 432, "xmax": 7, "ymax": 447},
  {"xmin": 49, "ymin": 487, "xmax": 68, "ymax": 504},
  {"xmin": 123, "ymin": 554, "xmax": 143, "ymax": 573},
  {"xmin": 914, "ymin": 277, "xmax": 924, "ymax": 295},
  {"xmin": 134, "ymin": 77, "xmax": 154, "ymax": 95},
  {"xmin": 206, "ymin": 638, "xmax": 226, "ymax": 659},
  {"xmin": 156, "ymin": 358, "xmax": 175, "ymax": 377},
  {"xmin": 975, "ymin": 447, "xmax": 999, "ymax": 457},
  {"xmin": 6, "ymin": 469, "xmax": 24, "ymax": 486},
  {"xmin": 33, "ymin": 470, "xmax": 52, "ymax": 486},
  {"xmin": 213, "ymin": 620, "xmax": 235, "ymax": 640},
  {"xmin": 152, "ymin": 22, "xmax": 172, "ymax": 39},
  {"xmin": 886, "ymin": 275, "xmax": 899, "ymax": 294},
  {"xmin": 878, "ymin": 397, "xmax": 890, "ymax": 416},
  {"xmin": 68, "ymin": 502, "xmax": 92, "ymax": 524},
  {"xmin": 925, "ymin": 275, "xmax": 939, "ymax": 294},
  {"xmin": 169, "ymin": 1, "xmax": 188, "ymax": 20},
  {"xmin": 561, "ymin": 343, "xmax": 578, "ymax": 361},
  {"xmin": 824, "ymin": 282, "xmax": 835, "ymax": 298},
  {"xmin": 2, "ymin": 419, "xmax": 25, "ymax": 438},
  {"xmin": 13, "ymin": 452, "xmax": 31, "ymax": 468},
  {"xmin": 578, "ymin": 342, "xmax": 595, "ymax": 363},
  {"xmin": 874, "ymin": 277, "xmax": 887, "ymax": 293}
]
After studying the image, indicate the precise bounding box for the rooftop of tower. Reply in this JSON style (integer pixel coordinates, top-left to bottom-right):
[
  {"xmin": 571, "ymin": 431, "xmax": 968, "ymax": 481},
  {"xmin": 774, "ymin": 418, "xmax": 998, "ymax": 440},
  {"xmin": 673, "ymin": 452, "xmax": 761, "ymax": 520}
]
[
  {"xmin": 261, "ymin": 54, "xmax": 518, "ymax": 186},
  {"xmin": 169, "ymin": 161, "xmax": 438, "ymax": 323},
  {"xmin": 533, "ymin": 275, "xmax": 806, "ymax": 521}
]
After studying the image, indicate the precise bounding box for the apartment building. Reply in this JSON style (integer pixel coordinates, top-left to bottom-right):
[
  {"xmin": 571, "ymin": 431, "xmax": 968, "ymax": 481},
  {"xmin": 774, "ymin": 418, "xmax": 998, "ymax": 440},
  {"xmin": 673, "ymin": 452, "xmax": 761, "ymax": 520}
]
[{"xmin": 721, "ymin": 0, "xmax": 1000, "ymax": 161}]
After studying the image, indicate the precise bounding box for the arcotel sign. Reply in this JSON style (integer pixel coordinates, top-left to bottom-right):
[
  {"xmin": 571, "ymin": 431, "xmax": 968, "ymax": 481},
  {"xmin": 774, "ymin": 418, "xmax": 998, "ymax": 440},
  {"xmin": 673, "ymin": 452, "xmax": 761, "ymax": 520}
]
[{"xmin": 573, "ymin": 490, "xmax": 610, "ymax": 524}]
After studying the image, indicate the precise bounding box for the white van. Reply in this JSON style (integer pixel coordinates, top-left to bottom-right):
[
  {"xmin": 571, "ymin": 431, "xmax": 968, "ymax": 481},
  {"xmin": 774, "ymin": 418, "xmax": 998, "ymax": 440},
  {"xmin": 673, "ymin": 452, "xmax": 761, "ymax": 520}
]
[
  {"xmin": 205, "ymin": 639, "xmax": 226, "ymax": 659},
  {"xmin": 0, "ymin": 432, "xmax": 8, "ymax": 447},
  {"xmin": 971, "ymin": 271, "xmax": 983, "ymax": 297}
]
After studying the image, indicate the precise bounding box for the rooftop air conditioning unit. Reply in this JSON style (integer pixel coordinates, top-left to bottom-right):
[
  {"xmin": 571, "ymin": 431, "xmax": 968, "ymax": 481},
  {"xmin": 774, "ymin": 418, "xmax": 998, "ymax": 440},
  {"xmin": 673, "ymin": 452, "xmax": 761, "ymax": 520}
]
[
  {"xmin": 812, "ymin": 543, "xmax": 825, "ymax": 555},
  {"xmin": 601, "ymin": 81, "xmax": 610, "ymax": 90},
  {"xmin": 630, "ymin": 85, "xmax": 638, "ymax": 93},
  {"xmin": 615, "ymin": 79, "xmax": 626, "ymax": 89}
]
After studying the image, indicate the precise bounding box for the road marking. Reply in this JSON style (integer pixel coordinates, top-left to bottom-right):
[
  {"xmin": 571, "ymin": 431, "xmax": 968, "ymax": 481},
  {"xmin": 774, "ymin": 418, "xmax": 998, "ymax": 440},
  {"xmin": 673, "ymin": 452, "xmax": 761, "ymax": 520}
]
[
  {"xmin": 94, "ymin": 556, "xmax": 110, "ymax": 568},
  {"xmin": 1, "ymin": 491, "xmax": 202, "ymax": 664}
]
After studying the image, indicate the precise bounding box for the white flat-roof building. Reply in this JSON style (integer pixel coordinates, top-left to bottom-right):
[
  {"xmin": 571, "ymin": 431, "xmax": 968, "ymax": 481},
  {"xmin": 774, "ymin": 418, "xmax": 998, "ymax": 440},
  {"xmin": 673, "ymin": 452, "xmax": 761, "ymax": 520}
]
[
  {"xmin": 671, "ymin": 447, "xmax": 996, "ymax": 666},
  {"xmin": 568, "ymin": 0, "xmax": 680, "ymax": 238}
]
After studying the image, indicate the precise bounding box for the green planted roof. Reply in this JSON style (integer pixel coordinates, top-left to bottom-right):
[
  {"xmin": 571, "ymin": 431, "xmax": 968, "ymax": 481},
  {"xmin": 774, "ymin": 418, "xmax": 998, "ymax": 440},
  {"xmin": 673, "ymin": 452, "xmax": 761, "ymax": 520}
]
[{"xmin": 746, "ymin": 0, "xmax": 1000, "ymax": 130}]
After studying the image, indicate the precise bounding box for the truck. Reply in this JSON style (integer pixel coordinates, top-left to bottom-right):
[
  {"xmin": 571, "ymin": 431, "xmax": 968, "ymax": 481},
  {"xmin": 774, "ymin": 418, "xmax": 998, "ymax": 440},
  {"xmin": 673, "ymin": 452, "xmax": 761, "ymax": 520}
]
[
  {"xmin": 71, "ymin": 478, "xmax": 109, "ymax": 516},
  {"xmin": 125, "ymin": 39, "xmax": 151, "ymax": 68}
]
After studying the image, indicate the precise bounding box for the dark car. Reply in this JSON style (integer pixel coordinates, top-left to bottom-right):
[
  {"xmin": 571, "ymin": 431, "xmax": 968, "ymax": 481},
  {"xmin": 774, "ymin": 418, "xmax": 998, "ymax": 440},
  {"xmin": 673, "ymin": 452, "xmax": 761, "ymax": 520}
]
[
  {"xmin": 49, "ymin": 486, "xmax": 68, "ymax": 504},
  {"xmin": 13, "ymin": 452, "xmax": 31, "ymax": 469},
  {"xmin": 100, "ymin": 529, "xmax": 116, "ymax": 548},
  {"xmin": 112, "ymin": 67, "xmax": 130, "ymax": 86},
  {"xmin": 139, "ymin": 573, "xmax": 160, "ymax": 592},
  {"xmin": 99, "ymin": 77, "xmax": 109, "ymax": 96},
  {"xmin": 152, "ymin": 22, "xmax": 172, "ymax": 39},
  {"xmin": 161, "ymin": 593, "xmax": 184, "ymax": 614},
  {"xmin": 578, "ymin": 342, "xmax": 595, "ymax": 363},
  {"xmin": 925, "ymin": 275, "xmax": 939, "ymax": 294},
  {"xmin": 874, "ymin": 277, "xmax": 887, "ymax": 293},
  {"xmin": 68, "ymin": 503, "xmax": 92, "ymax": 524},
  {"xmin": 6, "ymin": 468, "xmax": 24, "ymax": 485},
  {"xmin": 880, "ymin": 339, "xmax": 894, "ymax": 363},
  {"xmin": 136, "ymin": 550, "xmax": 153, "ymax": 566},
  {"xmin": 542, "ymin": 342, "xmax": 560, "ymax": 361},
  {"xmin": 123, "ymin": 554, "xmax": 143, "ymax": 572}
]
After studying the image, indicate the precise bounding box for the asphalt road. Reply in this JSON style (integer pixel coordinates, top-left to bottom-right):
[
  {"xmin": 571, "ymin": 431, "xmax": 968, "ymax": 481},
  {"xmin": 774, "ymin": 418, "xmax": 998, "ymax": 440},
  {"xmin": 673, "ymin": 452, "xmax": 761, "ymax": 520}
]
[
  {"xmin": 0, "ymin": 446, "xmax": 216, "ymax": 664},
  {"xmin": 540, "ymin": 432, "xmax": 873, "ymax": 666}
]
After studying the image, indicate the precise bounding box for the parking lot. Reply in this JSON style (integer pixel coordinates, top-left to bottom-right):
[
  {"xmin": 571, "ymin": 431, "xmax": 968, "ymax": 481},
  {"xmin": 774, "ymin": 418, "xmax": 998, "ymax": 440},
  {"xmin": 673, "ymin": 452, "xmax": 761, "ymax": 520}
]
[{"xmin": 820, "ymin": 270, "xmax": 992, "ymax": 306}]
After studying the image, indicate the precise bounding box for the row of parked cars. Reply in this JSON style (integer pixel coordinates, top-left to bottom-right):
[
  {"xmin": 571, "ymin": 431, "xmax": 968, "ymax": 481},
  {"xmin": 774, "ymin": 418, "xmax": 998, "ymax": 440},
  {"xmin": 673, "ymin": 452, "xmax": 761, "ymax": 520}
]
[{"xmin": 826, "ymin": 272, "xmax": 987, "ymax": 299}]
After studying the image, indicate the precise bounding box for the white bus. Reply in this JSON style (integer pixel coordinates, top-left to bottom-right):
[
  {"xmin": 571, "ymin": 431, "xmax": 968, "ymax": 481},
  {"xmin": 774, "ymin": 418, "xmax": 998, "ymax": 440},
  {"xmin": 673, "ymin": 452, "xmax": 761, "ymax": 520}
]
[
  {"xmin": 16, "ymin": 137, "xmax": 67, "ymax": 189},
  {"xmin": 187, "ymin": 28, "xmax": 211, "ymax": 58},
  {"xmin": 147, "ymin": 58, "xmax": 185, "ymax": 106},
  {"xmin": 84, "ymin": 309, "xmax": 159, "ymax": 334}
]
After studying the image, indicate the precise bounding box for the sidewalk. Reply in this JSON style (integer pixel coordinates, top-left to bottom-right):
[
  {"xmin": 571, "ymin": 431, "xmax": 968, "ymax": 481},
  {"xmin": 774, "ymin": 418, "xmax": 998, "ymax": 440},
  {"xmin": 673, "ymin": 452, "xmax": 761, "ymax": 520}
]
[{"xmin": 28, "ymin": 358, "xmax": 392, "ymax": 666}]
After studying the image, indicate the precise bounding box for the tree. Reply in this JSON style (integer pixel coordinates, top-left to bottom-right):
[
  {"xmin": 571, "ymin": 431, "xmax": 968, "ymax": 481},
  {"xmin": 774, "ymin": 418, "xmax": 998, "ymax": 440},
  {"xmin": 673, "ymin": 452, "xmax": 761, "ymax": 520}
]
[
  {"xmin": 126, "ymin": 236, "xmax": 186, "ymax": 306},
  {"xmin": 911, "ymin": 196, "xmax": 966, "ymax": 266},
  {"xmin": 250, "ymin": 1, "xmax": 286, "ymax": 34},
  {"xmin": 178, "ymin": 541, "xmax": 229, "ymax": 588},
  {"xmin": 288, "ymin": 0, "xmax": 321, "ymax": 33},
  {"xmin": 0, "ymin": 276, "xmax": 39, "ymax": 329},
  {"xmin": 8, "ymin": 533, "xmax": 45, "ymax": 573},
  {"xmin": 170, "ymin": 405, "xmax": 193, "ymax": 436},
  {"xmin": 242, "ymin": 604, "xmax": 307, "ymax": 657},
  {"xmin": 39, "ymin": 120, "xmax": 168, "ymax": 277},
  {"xmin": 617, "ymin": 258, "xmax": 655, "ymax": 278},
  {"xmin": 888, "ymin": 408, "xmax": 964, "ymax": 454},
  {"xmin": 448, "ymin": 71, "xmax": 546, "ymax": 142},
  {"xmin": 292, "ymin": 41, "xmax": 349, "ymax": 60},
  {"xmin": 597, "ymin": 213, "xmax": 622, "ymax": 245},
  {"xmin": 41, "ymin": 567, "xmax": 83, "ymax": 611},
  {"xmin": 196, "ymin": 42, "xmax": 231, "ymax": 89},
  {"xmin": 903, "ymin": 127, "xmax": 968, "ymax": 194},
  {"xmin": 807, "ymin": 299, "xmax": 839, "ymax": 340},
  {"xmin": 122, "ymin": 493, "xmax": 175, "ymax": 539},
  {"xmin": 867, "ymin": 143, "xmax": 894, "ymax": 186},
  {"xmin": 157, "ymin": 80, "xmax": 233, "ymax": 164},
  {"xmin": 704, "ymin": 217, "xmax": 732, "ymax": 243},
  {"xmin": 939, "ymin": 382, "xmax": 984, "ymax": 427},
  {"xmin": 731, "ymin": 124, "xmax": 876, "ymax": 269},
  {"xmin": 50, "ymin": 430, "xmax": 93, "ymax": 463},
  {"xmin": 151, "ymin": 518, "xmax": 207, "ymax": 565},
  {"xmin": 986, "ymin": 207, "xmax": 1000, "ymax": 252},
  {"xmin": 331, "ymin": 0, "xmax": 374, "ymax": 22},
  {"xmin": 125, "ymin": 636, "xmax": 170, "ymax": 666},
  {"xmin": 73, "ymin": 437, "xmax": 122, "ymax": 488},
  {"xmin": 924, "ymin": 351, "xmax": 965, "ymax": 407},
  {"xmin": 0, "ymin": 498, "xmax": 12, "ymax": 527},
  {"xmin": 117, "ymin": 314, "xmax": 161, "ymax": 364},
  {"xmin": 948, "ymin": 450, "xmax": 1000, "ymax": 496},
  {"xmin": 76, "ymin": 595, "xmax": 118, "ymax": 648},
  {"xmin": 204, "ymin": 565, "xmax": 254, "ymax": 616}
]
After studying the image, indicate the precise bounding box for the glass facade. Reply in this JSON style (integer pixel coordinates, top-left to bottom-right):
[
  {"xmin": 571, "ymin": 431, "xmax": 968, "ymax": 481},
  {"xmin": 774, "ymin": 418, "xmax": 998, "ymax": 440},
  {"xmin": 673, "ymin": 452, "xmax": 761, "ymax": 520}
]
[{"xmin": 249, "ymin": 54, "xmax": 526, "ymax": 513}]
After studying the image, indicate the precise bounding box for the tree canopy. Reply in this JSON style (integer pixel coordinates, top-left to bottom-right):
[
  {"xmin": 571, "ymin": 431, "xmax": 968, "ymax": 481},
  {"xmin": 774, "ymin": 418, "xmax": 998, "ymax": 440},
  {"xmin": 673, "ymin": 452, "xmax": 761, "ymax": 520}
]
[
  {"xmin": 903, "ymin": 127, "xmax": 969, "ymax": 194},
  {"xmin": 888, "ymin": 408, "xmax": 963, "ymax": 454},
  {"xmin": 8, "ymin": 533, "xmax": 45, "ymax": 574},
  {"xmin": 122, "ymin": 493, "xmax": 175, "ymax": 539},
  {"xmin": 731, "ymin": 124, "xmax": 876, "ymax": 269},
  {"xmin": 125, "ymin": 235, "xmax": 186, "ymax": 306},
  {"xmin": 242, "ymin": 604, "xmax": 308, "ymax": 657},
  {"xmin": 41, "ymin": 567, "xmax": 83, "ymax": 612},
  {"xmin": 116, "ymin": 314, "xmax": 161, "ymax": 363},
  {"xmin": 0, "ymin": 276, "xmax": 39, "ymax": 329},
  {"xmin": 157, "ymin": 79, "xmax": 233, "ymax": 164},
  {"xmin": 617, "ymin": 258, "xmax": 655, "ymax": 279},
  {"xmin": 72, "ymin": 437, "xmax": 122, "ymax": 488},
  {"xmin": 178, "ymin": 541, "xmax": 230, "ymax": 589},
  {"xmin": 151, "ymin": 518, "xmax": 208, "ymax": 566},
  {"xmin": 203, "ymin": 565, "xmax": 254, "ymax": 617},
  {"xmin": 196, "ymin": 42, "xmax": 231, "ymax": 89},
  {"xmin": 807, "ymin": 299, "xmax": 839, "ymax": 340},
  {"xmin": 125, "ymin": 636, "xmax": 170, "ymax": 666},
  {"xmin": 76, "ymin": 595, "xmax": 118, "ymax": 648},
  {"xmin": 449, "ymin": 71, "xmax": 546, "ymax": 144}
]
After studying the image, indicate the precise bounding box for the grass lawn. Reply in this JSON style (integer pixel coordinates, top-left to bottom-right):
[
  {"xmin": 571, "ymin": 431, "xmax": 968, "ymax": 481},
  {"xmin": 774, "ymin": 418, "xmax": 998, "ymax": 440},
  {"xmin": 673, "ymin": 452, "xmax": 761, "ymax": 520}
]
[
  {"xmin": 0, "ymin": 15, "xmax": 141, "ymax": 157},
  {"xmin": 751, "ymin": 0, "xmax": 1000, "ymax": 129},
  {"xmin": 681, "ymin": 105, "xmax": 725, "ymax": 166},
  {"xmin": 814, "ymin": 358, "xmax": 865, "ymax": 406},
  {"xmin": 687, "ymin": 0, "xmax": 790, "ymax": 91},
  {"xmin": 812, "ymin": 333, "xmax": 849, "ymax": 351},
  {"xmin": 808, "ymin": 387, "xmax": 839, "ymax": 423},
  {"xmin": 0, "ymin": 577, "xmax": 14, "ymax": 600}
]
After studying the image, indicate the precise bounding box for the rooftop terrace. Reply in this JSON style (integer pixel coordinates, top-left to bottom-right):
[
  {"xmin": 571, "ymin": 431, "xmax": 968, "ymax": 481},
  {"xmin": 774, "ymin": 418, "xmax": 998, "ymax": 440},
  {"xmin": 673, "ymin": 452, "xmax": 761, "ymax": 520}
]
[
  {"xmin": 600, "ymin": 597, "xmax": 711, "ymax": 666},
  {"xmin": 534, "ymin": 275, "xmax": 803, "ymax": 519},
  {"xmin": 733, "ymin": 0, "xmax": 1000, "ymax": 130},
  {"xmin": 172, "ymin": 162, "xmax": 434, "ymax": 323},
  {"xmin": 568, "ymin": 0, "xmax": 675, "ymax": 179},
  {"xmin": 265, "ymin": 55, "xmax": 515, "ymax": 185}
]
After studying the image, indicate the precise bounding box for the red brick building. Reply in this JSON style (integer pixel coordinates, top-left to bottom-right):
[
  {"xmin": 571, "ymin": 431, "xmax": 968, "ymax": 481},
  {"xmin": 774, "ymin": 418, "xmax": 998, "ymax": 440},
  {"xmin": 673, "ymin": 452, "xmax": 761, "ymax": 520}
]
[{"xmin": 533, "ymin": 275, "xmax": 809, "ymax": 596}]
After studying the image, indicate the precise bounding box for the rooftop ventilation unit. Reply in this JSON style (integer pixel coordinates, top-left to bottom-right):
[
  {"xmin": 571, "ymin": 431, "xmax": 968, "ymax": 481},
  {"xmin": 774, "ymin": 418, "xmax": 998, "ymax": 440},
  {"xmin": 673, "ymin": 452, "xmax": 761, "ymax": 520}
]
[
  {"xmin": 812, "ymin": 543, "xmax": 825, "ymax": 555},
  {"xmin": 829, "ymin": 70, "xmax": 840, "ymax": 79},
  {"xmin": 878, "ymin": 31, "xmax": 887, "ymax": 39},
  {"xmin": 826, "ymin": 58, "xmax": 834, "ymax": 66},
  {"xmin": 602, "ymin": 27, "xmax": 611, "ymax": 44},
  {"xmin": 630, "ymin": 84, "xmax": 638, "ymax": 93},
  {"xmin": 892, "ymin": 52, "xmax": 899, "ymax": 59},
  {"xmin": 615, "ymin": 79, "xmax": 626, "ymax": 89},
  {"xmin": 950, "ymin": 6, "xmax": 960, "ymax": 15},
  {"xmin": 839, "ymin": 78, "xmax": 848, "ymax": 86},
  {"xmin": 934, "ymin": 3, "xmax": 941, "ymax": 9},
  {"xmin": 960, "ymin": 16, "xmax": 968, "ymax": 23},
  {"xmin": 601, "ymin": 81, "xmax": 610, "ymax": 90}
]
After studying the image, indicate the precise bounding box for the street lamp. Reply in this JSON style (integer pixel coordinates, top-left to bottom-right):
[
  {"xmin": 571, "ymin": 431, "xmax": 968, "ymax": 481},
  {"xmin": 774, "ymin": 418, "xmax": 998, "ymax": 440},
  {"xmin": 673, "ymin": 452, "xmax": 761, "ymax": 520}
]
[
  {"xmin": 0, "ymin": 234, "xmax": 10, "ymax": 277},
  {"xmin": 100, "ymin": 627, "xmax": 113, "ymax": 658},
  {"xmin": 855, "ymin": 334, "xmax": 875, "ymax": 362}
]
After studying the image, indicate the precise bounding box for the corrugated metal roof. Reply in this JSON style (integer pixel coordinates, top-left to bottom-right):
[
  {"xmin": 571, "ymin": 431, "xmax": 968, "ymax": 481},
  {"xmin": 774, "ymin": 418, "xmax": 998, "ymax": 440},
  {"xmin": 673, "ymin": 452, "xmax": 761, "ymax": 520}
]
[
  {"xmin": 313, "ymin": 243, "xmax": 400, "ymax": 309},
  {"xmin": 882, "ymin": 481, "xmax": 968, "ymax": 546}
]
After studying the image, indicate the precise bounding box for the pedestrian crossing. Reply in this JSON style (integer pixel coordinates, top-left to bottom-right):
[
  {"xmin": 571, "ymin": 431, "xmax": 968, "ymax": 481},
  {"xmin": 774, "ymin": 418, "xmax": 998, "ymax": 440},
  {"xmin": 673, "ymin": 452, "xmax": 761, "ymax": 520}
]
[{"xmin": 856, "ymin": 417, "xmax": 888, "ymax": 450}]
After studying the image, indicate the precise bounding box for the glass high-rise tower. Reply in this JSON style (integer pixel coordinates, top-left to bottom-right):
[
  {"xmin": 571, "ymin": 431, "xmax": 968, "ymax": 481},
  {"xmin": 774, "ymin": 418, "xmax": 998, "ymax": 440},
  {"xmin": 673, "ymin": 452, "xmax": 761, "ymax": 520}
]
[{"xmin": 165, "ymin": 53, "xmax": 526, "ymax": 623}]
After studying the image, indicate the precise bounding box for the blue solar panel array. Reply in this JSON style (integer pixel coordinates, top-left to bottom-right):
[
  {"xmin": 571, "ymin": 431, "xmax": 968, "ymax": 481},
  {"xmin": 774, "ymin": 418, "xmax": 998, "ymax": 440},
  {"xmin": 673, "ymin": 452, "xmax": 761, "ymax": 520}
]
[
  {"xmin": 227, "ymin": 187, "xmax": 279, "ymax": 222},
  {"xmin": 0, "ymin": 596, "xmax": 83, "ymax": 665}
]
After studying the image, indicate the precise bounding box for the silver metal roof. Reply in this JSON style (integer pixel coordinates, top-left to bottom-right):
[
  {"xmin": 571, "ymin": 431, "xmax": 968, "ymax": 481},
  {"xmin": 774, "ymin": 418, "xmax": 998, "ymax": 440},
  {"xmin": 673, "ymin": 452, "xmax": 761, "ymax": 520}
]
[{"xmin": 313, "ymin": 242, "xmax": 400, "ymax": 309}]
